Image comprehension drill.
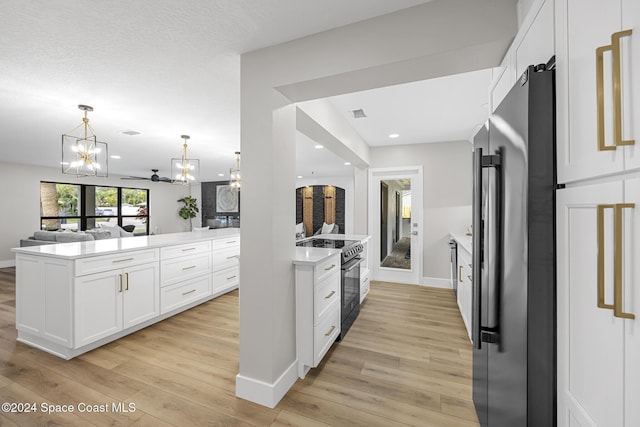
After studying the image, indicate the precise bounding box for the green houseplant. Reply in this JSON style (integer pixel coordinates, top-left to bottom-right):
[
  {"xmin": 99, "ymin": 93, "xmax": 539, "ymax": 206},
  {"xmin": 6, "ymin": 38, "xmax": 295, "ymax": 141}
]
[{"xmin": 177, "ymin": 196, "xmax": 199, "ymax": 231}]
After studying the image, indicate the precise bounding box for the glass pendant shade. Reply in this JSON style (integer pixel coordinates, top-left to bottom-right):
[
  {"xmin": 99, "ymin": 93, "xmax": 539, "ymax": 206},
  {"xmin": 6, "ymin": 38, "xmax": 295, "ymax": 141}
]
[
  {"xmin": 171, "ymin": 135, "xmax": 200, "ymax": 185},
  {"xmin": 229, "ymin": 151, "xmax": 241, "ymax": 190},
  {"xmin": 61, "ymin": 105, "xmax": 108, "ymax": 177}
]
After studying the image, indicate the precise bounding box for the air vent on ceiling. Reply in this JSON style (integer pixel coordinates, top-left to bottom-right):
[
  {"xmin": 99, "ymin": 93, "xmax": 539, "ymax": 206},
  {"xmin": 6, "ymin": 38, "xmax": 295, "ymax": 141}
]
[
  {"xmin": 121, "ymin": 130, "xmax": 141, "ymax": 136},
  {"xmin": 351, "ymin": 109, "xmax": 367, "ymax": 119}
]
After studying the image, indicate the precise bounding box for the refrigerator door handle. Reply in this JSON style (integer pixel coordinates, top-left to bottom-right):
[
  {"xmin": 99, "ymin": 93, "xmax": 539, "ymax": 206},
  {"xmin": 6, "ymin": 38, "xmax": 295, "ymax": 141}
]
[{"xmin": 473, "ymin": 148, "xmax": 502, "ymax": 350}]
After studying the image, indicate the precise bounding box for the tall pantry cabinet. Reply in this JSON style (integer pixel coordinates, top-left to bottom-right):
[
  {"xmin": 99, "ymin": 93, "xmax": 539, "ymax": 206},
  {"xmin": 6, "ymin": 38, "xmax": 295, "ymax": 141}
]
[{"xmin": 556, "ymin": 1, "xmax": 640, "ymax": 426}]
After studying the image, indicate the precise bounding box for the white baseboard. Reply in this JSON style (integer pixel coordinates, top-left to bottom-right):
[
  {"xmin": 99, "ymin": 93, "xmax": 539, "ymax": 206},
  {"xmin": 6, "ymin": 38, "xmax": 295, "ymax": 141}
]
[
  {"xmin": 0, "ymin": 260, "xmax": 15, "ymax": 268},
  {"xmin": 235, "ymin": 359, "xmax": 298, "ymax": 408},
  {"xmin": 419, "ymin": 276, "xmax": 453, "ymax": 289}
]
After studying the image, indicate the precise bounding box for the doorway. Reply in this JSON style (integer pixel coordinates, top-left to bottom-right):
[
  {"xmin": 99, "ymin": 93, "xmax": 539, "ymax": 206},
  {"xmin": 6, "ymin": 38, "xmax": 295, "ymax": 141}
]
[{"xmin": 369, "ymin": 166, "xmax": 423, "ymax": 285}]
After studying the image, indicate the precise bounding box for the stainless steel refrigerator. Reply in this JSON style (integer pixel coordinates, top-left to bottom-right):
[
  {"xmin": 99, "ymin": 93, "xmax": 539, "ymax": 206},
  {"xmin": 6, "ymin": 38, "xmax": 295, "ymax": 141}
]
[{"xmin": 472, "ymin": 60, "xmax": 556, "ymax": 427}]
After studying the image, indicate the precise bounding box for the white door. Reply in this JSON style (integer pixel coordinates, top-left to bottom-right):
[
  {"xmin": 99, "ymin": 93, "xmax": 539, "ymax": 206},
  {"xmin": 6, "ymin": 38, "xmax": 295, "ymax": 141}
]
[{"xmin": 369, "ymin": 166, "xmax": 422, "ymax": 285}]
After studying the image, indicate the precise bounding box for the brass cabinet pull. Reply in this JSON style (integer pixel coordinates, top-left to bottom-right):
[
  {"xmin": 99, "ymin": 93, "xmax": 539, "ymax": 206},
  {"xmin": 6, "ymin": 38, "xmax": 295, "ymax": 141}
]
[
  {"xmin": 325, "ymin": 325, "xmax": 336, "ymax": 337},
  {"xmin": 125, "ymin": 272, "xmax": 129, "ymax": 291},
  {"xmin": 182, "ymin": 265, "xmax": 196, "ymax": 270},
  {"xmin": 597, "ymin": 203, "xmax": 635, "ymax": 318},
  {"xmin": 226, "ymin": 240, "xmax": 237, "ymax": 244},
  {"xmin": 459, "ymin": 265, "xmax": 463, "ymax": 282},
  {"xmin": 181, "ymin": 247, "xmax": 196, "ymax": 252},
  {"xmin": 325, "ymin": 264, "xmax": 336, "ymax": 271},
  {"xmin": 613, "ymin": 203, "xmax": 635, "ymax": 319},
  {"xmin": 597, "ymin": 205, "xmax": 615, "ymax": 310},
  {"xmin": 325, "ymin": 290, "xmax": 335, "ymax": 299},
  {"xmin": 182, "ymin": 289, "xmax": 196, "ymax": 296},
  {"xmin": 226, "ymin": 275, "xmax": 237, "ymax": 280},
  {"xmin": 113, "ymin": 257, "xmax": 134, "ymax": 263},
  {"xmin": 597, "ymin": 30, "xmax": 635, "ymax": 151},
  {"xmin": 118, "ymin": 274, "xmax": 123, "ymax": 292}
]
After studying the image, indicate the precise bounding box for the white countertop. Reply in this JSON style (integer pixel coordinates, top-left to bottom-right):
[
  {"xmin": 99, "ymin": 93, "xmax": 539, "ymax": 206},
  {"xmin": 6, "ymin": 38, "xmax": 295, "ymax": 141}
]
[
  {"xmin": 451, "ymin": 232, "xmax": 473, "ymax": 255},
  {"xmin": 293, "ymin": 233, "xmax": 371, "ymax": 266},
  {"xmin": 11, "ymin": 228, "xmax": 240, "ymax": 260}
]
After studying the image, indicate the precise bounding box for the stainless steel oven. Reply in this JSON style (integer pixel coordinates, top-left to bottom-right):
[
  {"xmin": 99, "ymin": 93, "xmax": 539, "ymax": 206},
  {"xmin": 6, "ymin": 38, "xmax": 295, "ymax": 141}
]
[{"xmin": 340, "ymin": 256, "xmax": 362, "ymax": 340}]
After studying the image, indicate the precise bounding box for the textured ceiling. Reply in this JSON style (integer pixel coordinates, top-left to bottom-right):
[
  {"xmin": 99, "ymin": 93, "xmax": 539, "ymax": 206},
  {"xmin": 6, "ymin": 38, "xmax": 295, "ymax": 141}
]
[{"xmin": 0, "ymin": 0, "xmax": 432, "ymax": 180}]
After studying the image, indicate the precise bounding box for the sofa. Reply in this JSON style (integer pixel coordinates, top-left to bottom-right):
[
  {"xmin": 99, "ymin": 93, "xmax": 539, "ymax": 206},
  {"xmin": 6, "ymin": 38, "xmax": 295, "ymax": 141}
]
[{"xmin": 20, "ymin": 224, "xmax": 133, "ymax": 247}]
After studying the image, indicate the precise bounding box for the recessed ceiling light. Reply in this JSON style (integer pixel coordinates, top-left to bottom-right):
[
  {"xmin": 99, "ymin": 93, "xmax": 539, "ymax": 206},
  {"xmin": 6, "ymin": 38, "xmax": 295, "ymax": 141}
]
[
  {"xmin": 121, "ymin": 130, "xmax": 141, "ymax": 136},
  {"xmin": 314, "ymin": 144, "xmax": 323, "ymax": 149},
  {"xmin": 297, "ymin": 175, "xmax": 303, "ymax": 179},
  {"xmin": 389, "ymin": 133, "xmax": 400, "ymax": 139},
  {"xmin": 218, "ymin": 173, "xmax": 225, "ymax": 177},
  {"xmin": 110, "ymin": 155, "xmax": 121, "ymax": 159},
  {"xmin": 344, "ymin": 162, "xmax": 351, "ymax": 166},
  {"xmin": 60, "ymin": 161, "xmax": 69, "ymax": 165}
]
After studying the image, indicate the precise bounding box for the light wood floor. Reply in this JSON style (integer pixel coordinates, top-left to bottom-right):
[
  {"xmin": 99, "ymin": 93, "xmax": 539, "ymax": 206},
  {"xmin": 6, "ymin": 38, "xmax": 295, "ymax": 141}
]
[{"xmin": 0, "ymin": 267, "xmax": 478, "ymax": 426}]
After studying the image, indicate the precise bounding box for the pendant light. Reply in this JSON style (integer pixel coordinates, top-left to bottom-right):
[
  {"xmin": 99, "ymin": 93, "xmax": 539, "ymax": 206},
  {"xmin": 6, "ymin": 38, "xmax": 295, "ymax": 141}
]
[
  {"xmin": 230, "ymin": 151, "xmax": 241, "ymax": 190},
  {"xmin": 171, "ymin": 135, "xmax": 200, "ymax": 185},
  {"xmin": 61, "ymin": 104, "xmax": 108, "ymax": 177}
]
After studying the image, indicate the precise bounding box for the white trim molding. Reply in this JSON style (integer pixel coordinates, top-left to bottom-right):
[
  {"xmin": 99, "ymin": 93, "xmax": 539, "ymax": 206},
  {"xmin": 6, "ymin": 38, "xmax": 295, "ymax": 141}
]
[
  {"xmin": 419, "ymin": 277, "xmax": 453, "ymax": 289},
  {"xmin": 235, "ymin": 360, "xmax": 298, "ymax": 409}
]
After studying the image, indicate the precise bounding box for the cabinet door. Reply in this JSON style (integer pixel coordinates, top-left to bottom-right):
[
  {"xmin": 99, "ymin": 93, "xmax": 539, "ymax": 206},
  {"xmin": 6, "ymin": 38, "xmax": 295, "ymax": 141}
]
[
  {"xmin": 557, "ymin": 181, "xmax": 624, "ymax": 427},
  {"xmin": 75, "ymin": 270, "xmax": 122, "ymax": 347},
  {"xmin": 556, "ymin": 0, "xmax": 623, "ymax": 183},
  {"xmin": 622, "ymin": 0, "xmax": 640, "ymax": 171},
  {"xmin": 123, "ymin": 263, "xmax": 159, "ymax": 329},
  {"xmin": 624, "ymin": 178, "xmax": 640, "ymax": 427},
  {"xmin": 514, "ymin": 0, "xmax": 554, "ymax": 78}
]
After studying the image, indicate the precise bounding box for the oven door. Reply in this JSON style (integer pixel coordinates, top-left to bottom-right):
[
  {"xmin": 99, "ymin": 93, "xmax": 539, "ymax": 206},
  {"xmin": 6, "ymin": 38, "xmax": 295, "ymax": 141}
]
[{"xmin": 341, "ymin": 256, "xmax": 363, "ymax": 319}]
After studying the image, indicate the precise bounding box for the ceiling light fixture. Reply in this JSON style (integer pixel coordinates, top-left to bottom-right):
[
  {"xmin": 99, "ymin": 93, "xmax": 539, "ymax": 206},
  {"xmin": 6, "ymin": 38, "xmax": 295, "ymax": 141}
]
[
  {"xmin": 297, "ymin": 175, "xmax": 303, "ymax": 179},
  {"xmin": 314, "ymin": 144, "xmax": 324, "ymax": 149},
  {"xmin": 389, "ymin": 133, "xmax": 400, "ymax": 139},
  {"xmin": 171, "ymin": 135, "xmax": 199, "ymax": 185},
  {"xmin": 230, "ymin": 151, "xmax": 241, "ymax": 190},
  {"xmin": 344, "ymin": 162, "xmax": 351, "ymax": 166},
  {"xmin": 110, "ymin": 155, "xmax": 121, "ymax": 159},
  {"xmin": 218, "ymin": 173, "xmax": 225, "ymax": 177},
  {"xmin": 61, "ymin": 104, "xmax": 108, "ymax": 177}
]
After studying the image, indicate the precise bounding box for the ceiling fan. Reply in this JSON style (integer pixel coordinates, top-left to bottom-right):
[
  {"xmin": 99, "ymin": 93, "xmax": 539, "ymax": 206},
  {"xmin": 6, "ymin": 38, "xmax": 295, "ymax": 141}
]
[{"xmin": 121, "ymin": 169, "xmax": 173, "ymax": 183}]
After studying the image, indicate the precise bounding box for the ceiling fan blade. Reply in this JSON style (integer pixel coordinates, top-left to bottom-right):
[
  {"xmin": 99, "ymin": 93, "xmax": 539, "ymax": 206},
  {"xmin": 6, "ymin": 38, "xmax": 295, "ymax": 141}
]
[
  {"xmin": 159, "ymin": 177, "xmax": 174, "ymax": 183},
  {"xmin": 121, "ymin": 176, "xmax": 151, "ymax": 180}
]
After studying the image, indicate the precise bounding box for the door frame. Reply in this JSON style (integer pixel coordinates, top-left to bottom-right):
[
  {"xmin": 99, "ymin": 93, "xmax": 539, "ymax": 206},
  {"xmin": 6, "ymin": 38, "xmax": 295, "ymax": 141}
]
[{"xmin": 368, "ymin": 166, "xmax": 423, "ymax": 285}]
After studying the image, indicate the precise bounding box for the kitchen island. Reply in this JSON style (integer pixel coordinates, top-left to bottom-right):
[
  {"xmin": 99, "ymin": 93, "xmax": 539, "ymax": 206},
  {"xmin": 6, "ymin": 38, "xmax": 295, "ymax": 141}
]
[{"xmin": 11, "ymin": 228, "xmax": 240, "ymax": 359}]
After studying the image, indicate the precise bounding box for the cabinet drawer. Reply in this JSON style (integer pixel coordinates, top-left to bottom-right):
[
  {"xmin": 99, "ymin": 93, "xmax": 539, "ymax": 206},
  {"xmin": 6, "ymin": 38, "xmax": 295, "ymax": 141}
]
[
  {"xmin": 314, "ymin": 254, "xmax": 340, "ymax": 284},
  {"xmin": 161, "ymin": 241, "xmax": 211, "ymax": 260},
  {"xmin": 313, "ymin": 305, "xmax": 340, "ymax": 366},
  {"xmin": 213, "ymin": 266, "xmax": 239, "ymax": 293},
  {"xmin": 314, "ymin": 273, "xmax": 340, "ymax": 324},
  {"xmin": 212, "ymin": 237, "xmax": 240, "ymax": 250},
  {"xmin": 160, "ymin": 275, "xmax": 212, "ymax": 314},
  {"xmin": 213, "ymin": 247, "xmax": 240, "ymax": 272},
  {"xmin": 75, "ymin": 249, "xmax": 159, "ymax": 277},
  {"xmin": 161, "ymin": 253, "xmax": 212, "ymax": 287}
]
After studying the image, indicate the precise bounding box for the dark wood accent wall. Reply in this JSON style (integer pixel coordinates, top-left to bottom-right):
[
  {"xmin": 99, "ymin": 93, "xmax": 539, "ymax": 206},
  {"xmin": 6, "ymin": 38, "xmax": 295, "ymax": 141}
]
[{"xmin": 296, "ymin": 185, "xmax": 345, "ymax": 235}]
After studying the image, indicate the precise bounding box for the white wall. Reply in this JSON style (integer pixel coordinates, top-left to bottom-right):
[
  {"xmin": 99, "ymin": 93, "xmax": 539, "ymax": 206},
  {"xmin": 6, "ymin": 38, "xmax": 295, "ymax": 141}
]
[
  {"xmin": 296, "ymin": 176, "xmax": 355, "ymax": 235},
  {"xmin": 0, "ymin": 162, "xmax": 190, "ymax": 266},
  {"xmin": 368, "ymin": 141, "xmax": 473, "ymax": 282}
]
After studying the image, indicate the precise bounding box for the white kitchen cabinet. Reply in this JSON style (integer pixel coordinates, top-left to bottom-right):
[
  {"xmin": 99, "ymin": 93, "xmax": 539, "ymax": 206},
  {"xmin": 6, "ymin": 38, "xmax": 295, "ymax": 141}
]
[
  {"xmin": 555, "ymin": 0, "xmax": 640, "ymax": 183},
  {"xmin": 212, "ymin": 236, "xmax": 240, "ymax": 295},
  {"xmin": 456, "ymin": 245, "xmax": 472, "ymax": 341},
  {"xmin": 75, "ymin": 261, "xmax": 159, "ymax": 347},
  {"xmin": 557, "ymin": 179, "xmax": 640, "ymax": 427},
  {"xmin": 295, "ymin": 252, "xmax": 341, "ymax": 378},
  {"xmin": 359, "ymin": 238, "xmax": 370, "ymax": 303},
  {"xmin": 489, "ymin": 0, "xmax": 554, "ymax": 112}
]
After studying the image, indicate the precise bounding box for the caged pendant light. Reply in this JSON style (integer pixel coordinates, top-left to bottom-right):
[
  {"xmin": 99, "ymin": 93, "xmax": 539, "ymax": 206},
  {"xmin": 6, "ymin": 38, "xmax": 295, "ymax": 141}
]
[
  {"xmin": 61, "ymin": 105, "xmax": 108, "ymax": 177},
  {"xmin": 171, "ymin": 134, "xmax": 200, "ymax": 185}
]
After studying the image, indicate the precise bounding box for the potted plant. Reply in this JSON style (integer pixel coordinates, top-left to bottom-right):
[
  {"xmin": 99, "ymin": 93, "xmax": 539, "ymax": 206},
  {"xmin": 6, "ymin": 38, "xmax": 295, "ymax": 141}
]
[{"xmin": 177, "ymin": 196, "xmax": 199, "ymax": 231}]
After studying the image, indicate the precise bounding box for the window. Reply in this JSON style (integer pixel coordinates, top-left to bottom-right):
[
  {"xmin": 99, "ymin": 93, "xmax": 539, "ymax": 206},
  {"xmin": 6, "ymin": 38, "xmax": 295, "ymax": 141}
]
[{"xmin": 40, "ymin": 182, "xmax": 150, "ymax": 235}]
